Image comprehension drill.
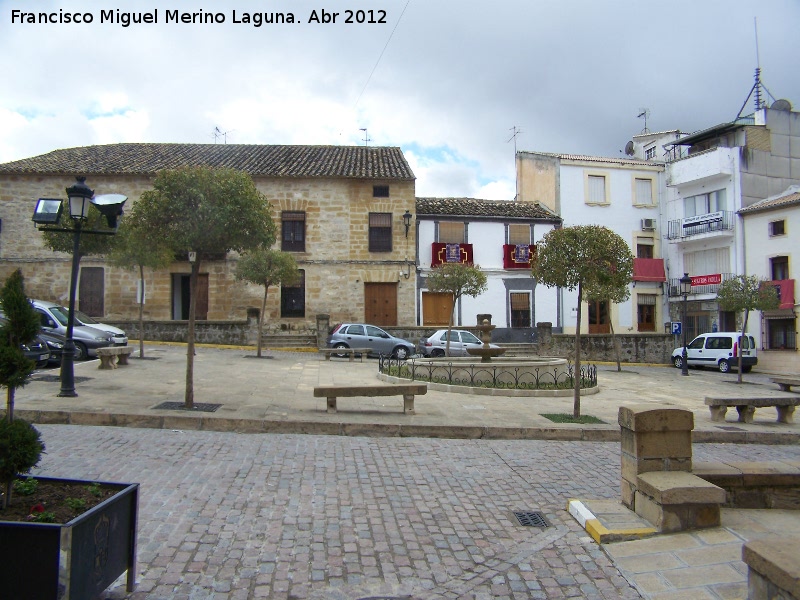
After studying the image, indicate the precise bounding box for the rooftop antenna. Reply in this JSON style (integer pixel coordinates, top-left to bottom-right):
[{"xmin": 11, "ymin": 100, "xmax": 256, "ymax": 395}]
[
  {"xmin": 637, "ymin": 108, "xmax": 650, "ymax": 134},
  {"xmin": 508, "ymin": 126, "xmax": 523, "ymax": 200},
  {"xmin": 359, "ymin": 128, "xmax": 371, "ymax": 146},
  {"xmin": 213, "ymin": 126, "xmax": 234, "ymax": 144},
  {"xmin": 736, "ymin": 18, "xmax": 778, "ymax": 120}
]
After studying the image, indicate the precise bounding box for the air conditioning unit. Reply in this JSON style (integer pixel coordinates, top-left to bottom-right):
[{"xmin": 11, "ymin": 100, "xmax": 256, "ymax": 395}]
[{"xmin": 641, "ymin": 218, "xmax": 656, "ymax": 231}]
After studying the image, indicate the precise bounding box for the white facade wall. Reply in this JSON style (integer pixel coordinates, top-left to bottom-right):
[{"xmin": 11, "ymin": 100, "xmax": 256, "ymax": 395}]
[
  {"xmin": 417, "ymin": 218, "xmax": 558, "ymax": 329},
  {"xmin": 556, "ymin": 160, "xmax": 665, "ymax": 334}
]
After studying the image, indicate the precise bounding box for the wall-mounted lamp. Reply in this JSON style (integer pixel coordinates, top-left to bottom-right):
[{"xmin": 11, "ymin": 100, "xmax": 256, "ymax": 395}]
[{"xmin": 402, "ymin": 210, "xmax": 412, "ymax": 238}]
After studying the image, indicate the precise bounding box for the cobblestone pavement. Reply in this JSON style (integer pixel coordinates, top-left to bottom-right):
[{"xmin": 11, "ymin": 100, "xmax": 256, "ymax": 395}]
[{"xmin": 32, "ymin": 425, "xmax": 800, "ymax": 599}]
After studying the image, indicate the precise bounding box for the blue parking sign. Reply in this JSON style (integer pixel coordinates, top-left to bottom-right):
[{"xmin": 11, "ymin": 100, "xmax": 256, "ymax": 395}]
[{"xmin": 671, "ymin": 322, "xmax": 682, "ymax": 335}]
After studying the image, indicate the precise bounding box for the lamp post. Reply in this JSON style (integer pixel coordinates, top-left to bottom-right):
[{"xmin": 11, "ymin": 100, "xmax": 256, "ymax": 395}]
[
  {"xmin": 32, "ymin": 177, "xmax": 126, "ymax": 397},
  {"xmin": 59, "ymin": 177, "xmax": 94, "ymax": 397},
  {"xmin": 680, "ymin": 272, "xmax": 692, "ymax": 376}
]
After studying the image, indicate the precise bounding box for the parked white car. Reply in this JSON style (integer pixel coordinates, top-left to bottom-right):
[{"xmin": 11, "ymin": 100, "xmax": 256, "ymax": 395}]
[
  {"xmin": 671, "ymin": 332, "xmax": 757, "ymax": 373},
  {"xmin": 417, "ymin": 329, "xmax": 499, "ymax": 357}
]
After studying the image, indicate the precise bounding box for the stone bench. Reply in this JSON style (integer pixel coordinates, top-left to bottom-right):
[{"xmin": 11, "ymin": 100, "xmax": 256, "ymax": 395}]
[
  {"xmin": 97, "ymin": 346, "xmax": 134, "ymax": 369},
  {"xmin": 693, "ymin": 460, "xmax": 800, "ymax": 509},
  {"xmin": 313, "ymin": 384, "xmax": 427, "ymax": 414},
  {"xmin": 743, "ymin": 537, "xmax": 800, "ymax": 600},
  {"xmin": 634, "ymin": 471, "xmax": 726, "ymax": 533},
  {"xmin": 770, "ymin": 377, "xmax": 800, "ymax": 393},
  {"xmin": 704, "ymin": 395, "xmax": 800, "ymax": 424},
  {"xmin": 318, "ymin": 347, "xmax": 373, "ymax": 362}
]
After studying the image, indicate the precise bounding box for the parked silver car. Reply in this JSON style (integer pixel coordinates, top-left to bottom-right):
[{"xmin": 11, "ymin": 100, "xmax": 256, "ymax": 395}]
[
  {"xmin": 30, "ymin": 301, "xmax": 114, "ymax": 360},
  {"xmin": 418, "ymin": 329, "xmax": 499, "ymax": 357},
  {"xmin": 326, "ymin": 323, "xmax": 415, "ymax": 359}
]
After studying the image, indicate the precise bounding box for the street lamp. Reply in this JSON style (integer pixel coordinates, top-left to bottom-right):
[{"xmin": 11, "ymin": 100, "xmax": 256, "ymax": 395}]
[
  {"xmin": 680, "ymin": 272, "xmax": 692, "ymax": 376},
  {"xmin": 32, "ymin": 176, "xmax": 126, "ymax": 397},
  {"xmin": 402, "ymin": 210, "xmax": 413, "ymax": 238}
]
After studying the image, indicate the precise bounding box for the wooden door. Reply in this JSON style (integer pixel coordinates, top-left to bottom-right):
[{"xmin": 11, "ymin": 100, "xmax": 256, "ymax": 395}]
[
  {"xmin": 422, "ymin": 292, "xmax": 454, "ymax": 326},
  {"xmin": 78, "ymin": 267, "xmax": 104, "ymax": 316},
  {"xmin": 588, "ymin": 300, "xmax": 610, "ymax": 334},
  {"xmin": 195, "ymin": 274, "xmax": 209, "ymax": 320},
  {"xmin": 365, "ymin": 283, "xmax": 397, "ymax": 326}
]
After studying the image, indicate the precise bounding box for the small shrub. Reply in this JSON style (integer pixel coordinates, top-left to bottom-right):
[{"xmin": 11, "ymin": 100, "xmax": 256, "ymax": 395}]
[
  {"xmin": 0, "ymin": 419, "xmax": 45, "ymax": 484},
  {"xmin": 86, "ymin": 482, "xmax": 102, "ymax": 497},
  {"xmin": 12, "ymin": 477, "xmax": 39, "ymax": 496},
  {"xmin": 65, "ymin": 497, "xmax": 87, "ymax": 512}
]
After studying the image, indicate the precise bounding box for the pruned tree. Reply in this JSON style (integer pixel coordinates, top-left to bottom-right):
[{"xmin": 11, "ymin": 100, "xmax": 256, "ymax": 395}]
[
  {"xmin": 40, "ymin": 208, "xmax": 116, "ymax": 258},
  {"xmin": 531, "ymin": 226, "xmax": 633, "ymax": 417},
  {"xmin": 235, "ymin": 248, "xmax": 300, "ymax": 358},
  {"xmin": 0, "ymin": 270, "xmax": 40, "ymax": 422},
  {"xmin": 716, "ymin": 274, "xmax": 780, "ymax": 384},
  {"xmin": 426, "ymin": 263, "xmax": 488, "ymax": 356},
  {"xmin": 0, "ymin": 270, "xmax": 44, "ymax": 509},
  {"xmin": 107, "ymin": 221, "xmax": 175, "ymax": 359},
  {"xmin": 127, "ymin": 166, "xmax": 276, "ymax": 408}
]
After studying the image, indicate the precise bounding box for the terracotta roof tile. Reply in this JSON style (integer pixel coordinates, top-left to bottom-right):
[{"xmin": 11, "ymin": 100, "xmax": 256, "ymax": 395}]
[
  {"xmin": 416, "ymin": 197, "xmax": 560, "ymax": 221},
  {"xmin": 0, "ymin": 143, "xmax": 416, "ymax": 180},
  {"xmin": 739, "ymin": 186, "xmax": 800, "ymax": 214}
]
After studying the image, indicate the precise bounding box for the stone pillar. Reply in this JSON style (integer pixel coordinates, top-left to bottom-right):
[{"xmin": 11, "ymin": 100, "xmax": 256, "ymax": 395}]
[
  {"xmin": 618, "ymin": 405, "xmax": 694, "ymax": 509},
  {"xmin": 536, "ymin": 322, "xmax": 552, "ymax": 346},
  {"xmin": 315, "ymin": 314, "xmax": 330, "ymax": 349}
]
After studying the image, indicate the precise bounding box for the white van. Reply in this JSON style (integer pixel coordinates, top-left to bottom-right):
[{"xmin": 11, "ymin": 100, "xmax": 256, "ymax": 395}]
[{"xmin": 671, "ymin": 332, "xmax": 757, "ymax": 373}]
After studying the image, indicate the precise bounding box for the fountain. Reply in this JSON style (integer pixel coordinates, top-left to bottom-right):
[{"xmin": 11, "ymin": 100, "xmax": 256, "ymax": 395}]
[
  {"xmin": 467, "ymin": 319, "xmax": 507, "ymax": 362},
  {"xmin": 378, "ymin": 316, "xmax": 598, "ymax": 397}
]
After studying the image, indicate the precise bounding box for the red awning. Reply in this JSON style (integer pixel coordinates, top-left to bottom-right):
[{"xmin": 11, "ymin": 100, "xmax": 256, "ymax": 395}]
[
  {"xmin": 632, "ymin": 258, "xmax": 666, "ymax": 282},
  {"xmin": 765, "ymin": 279, "xmax": 795, "ymax": 310}
]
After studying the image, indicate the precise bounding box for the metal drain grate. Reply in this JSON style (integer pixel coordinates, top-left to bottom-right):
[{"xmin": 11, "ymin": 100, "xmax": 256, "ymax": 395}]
[
  {"xmin": 513, "ymin": 511, "xmax": 550, "ymax": 527},
  {"xmin": 153, "ymin": 402, "xmax": 221, "ymax": 413},
  {"xmin": 32, "ymin": 375, "xmax": 92, "ymax": 383}
]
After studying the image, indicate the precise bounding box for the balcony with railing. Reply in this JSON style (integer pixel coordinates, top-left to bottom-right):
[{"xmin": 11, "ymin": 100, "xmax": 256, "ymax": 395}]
[
  {"xmin": 667, "ymin": 211, "xmax": 735, "ymax": 240},
  {"xmin": 667, "ymin": 273, "xmax": 735, "ymax": 297},
  {"xmin": 666, "ymin": 146, "xmax": 734, "ymax": 185}
]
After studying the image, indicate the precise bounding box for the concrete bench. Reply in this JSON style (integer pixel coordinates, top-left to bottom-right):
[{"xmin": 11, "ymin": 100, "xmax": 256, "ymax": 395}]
[
  {"xmin": 770, "ymin": 377, "xmax": 800, "ymax": 393},
  {"xmin": 313, "ymin": 384, "xmax": 427, "ymax": 414},
  {"xmin": 97, "ymin": 346, "xmax": 134, "ymax": 369},
  {"xmin": 318, "ymin": 347, "xmax": 373, "ymax": 362},
  {"xmin": 743, "ymin": 537, "xmax": 800, "ymax": 600},
  {"xmin": 704, "ymin": 395, "xmax": 800, "ymax": 424},
  {"xmin": 634, "ymin": 471, "xmax": 726, "ymax": 533}
]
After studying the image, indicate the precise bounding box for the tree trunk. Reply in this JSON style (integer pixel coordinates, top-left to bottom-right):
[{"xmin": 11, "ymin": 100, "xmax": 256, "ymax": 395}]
[
  {"xmin": 445, "ymin": 294, "xmax": 456, "ymax": 357},
  {"xmin": 138, "ymin": 264, "xmax": 145, "ymax": 359},
  {"xmin": 6, "ymin": 386, "xmax": 14, "ymax": 423},
  {"xmin": 573, "ymin": 281, "xmax": 583, "ymax": 418},
  {"xmin": 257, "ymin": 286, "xmax": 269, "ymax": 358},
  {"xmin": 610, "ymin": 319, "xmax": 621, "ymax": 372},
  {"xmin": 185, "ymin": 260, "xmax": 199, "ymax": 408},
  {"xmin": 737, "ymin": 309, "xmax": 750, "ymax": 385}
]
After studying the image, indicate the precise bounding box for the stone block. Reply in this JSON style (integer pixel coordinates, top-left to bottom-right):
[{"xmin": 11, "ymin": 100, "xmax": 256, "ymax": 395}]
[
  {"xmin": 634, "ymin": 430, "xmax": 692, "ymax": 460},
  {"xmin": 637, "ymin": 471, "xmax": 727, "ymax": 505},
  {"xmin": 621, "ymin": 453, "xmax": 692, "ymax": 482},
  {"xmin": 634, "ymin": 491, "xmax": 721, "ymax": 533},
  {"xmin": 618, "ymin": 405, "xmax": 694, "ymax": 433},
  {"xmin": 621, "ymin": 478, "xmax": 635, "ymax": 509},
  {"xmin": 743, "ymin": 537, "xmax": 800, "ymax": 600}
]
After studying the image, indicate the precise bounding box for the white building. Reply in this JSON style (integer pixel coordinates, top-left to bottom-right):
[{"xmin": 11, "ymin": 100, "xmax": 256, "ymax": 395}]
[
  {"xmin": 515, "ymin": 151, "xmax": 667, "ymax": 335},
  {"xmin": 738, "ymin": 186, "xmax": 799, "ymax": 373},
  {"xmin": 662, "ymin": 103, "xmax": 800, "ymax": 342},
  {"xmin": 415, "ymin": 197, "xmax": 560, "ymax": 342}
]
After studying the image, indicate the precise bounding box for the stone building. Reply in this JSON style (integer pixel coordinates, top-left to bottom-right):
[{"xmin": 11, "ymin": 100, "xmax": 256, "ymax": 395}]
[{"xmin": 0, "ymin": 143, "xmax": 417, "ymax": 330}]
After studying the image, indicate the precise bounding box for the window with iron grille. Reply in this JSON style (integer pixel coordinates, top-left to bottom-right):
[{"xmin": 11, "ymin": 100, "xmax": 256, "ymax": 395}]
[
  {"xmin": 281, "ymin": 211, "xmax": 306, "ymax": 252},
  {"xmin": 645, "ymin": 146, "xmax": 657, "ymax": 160},
  {"xmin": 373, "ymin": 185, "xmax": 389, "ymax": 198},
  {"xmin": 510, "ymin": 292, "xmax": 531, "ymax": 328},
  {"xmin": 281, "ymin": 270, "xmax": 305, "ymax": 318},
  {"xmin": 369, "ymin": 213, "xmax": 393, "ymax": 252}
]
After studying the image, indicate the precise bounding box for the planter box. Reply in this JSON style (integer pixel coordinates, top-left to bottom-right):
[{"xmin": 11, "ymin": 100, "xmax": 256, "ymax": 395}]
[{"xmin": 0, "ymin": 476, "xmax": 139, "ymax": 600}]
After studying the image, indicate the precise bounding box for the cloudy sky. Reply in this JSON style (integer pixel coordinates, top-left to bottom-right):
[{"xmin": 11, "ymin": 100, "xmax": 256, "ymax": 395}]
[{"xmin": 2, "ymin": 0, "xmax": 799, "ymax": 198}]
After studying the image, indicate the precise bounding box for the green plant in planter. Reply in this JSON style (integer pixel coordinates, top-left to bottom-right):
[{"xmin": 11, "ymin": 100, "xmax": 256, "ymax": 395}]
[{"xmin": 0, "ymin": 418, "xmax": 44, "ymax": 509}]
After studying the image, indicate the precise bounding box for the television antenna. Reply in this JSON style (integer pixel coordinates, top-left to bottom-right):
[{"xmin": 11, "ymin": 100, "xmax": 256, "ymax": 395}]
[
  {"xmin": 507, "ymin": 125, "xmax": 523, "ymax": 155},
  {"xmin": 359, "ymin": 128, "xmax": 371, "ymax": 146},
  {"xmin": 213, "ymin": 127, "xmax": 234, "ymax": 144},
  {"xmin": 735, "ymin": 18, "xmax": 779, "ymax": 119},
  {"xmin": 637, "ymin": 108, "xmax": 650, "ymax": 133}
]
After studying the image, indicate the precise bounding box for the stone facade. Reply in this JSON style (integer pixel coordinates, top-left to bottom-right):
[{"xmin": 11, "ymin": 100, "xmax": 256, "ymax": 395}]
[{"xmin": 0, "ymin": 145, "xmax": 416, "ymax": 329}]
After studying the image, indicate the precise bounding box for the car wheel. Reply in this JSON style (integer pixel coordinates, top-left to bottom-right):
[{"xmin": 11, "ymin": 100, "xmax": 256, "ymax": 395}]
[
  {"xmin": 431, "ymin": 349, "xmax": 445, "ymax": 358},
  {"xmin": 718, "ymin": 359, "xmax": 731, "ymax": 373},
  {"xmin": 392, "ymin": 346, "xmax": 410, "ymax": 360},
  {"xmin": 333, "ymin": 343, "xmax": 349, "ymax": 358},
  {"xmin": 673, "ymin": 355, "xmax": 684, "ymax": 369},
  {"xmin": 73, "ymin": 342, "xmax": 88, "ymax": 361},
  {"xmin": 742, "ymin": 365, "xmax": 753, "ymax": 373}
]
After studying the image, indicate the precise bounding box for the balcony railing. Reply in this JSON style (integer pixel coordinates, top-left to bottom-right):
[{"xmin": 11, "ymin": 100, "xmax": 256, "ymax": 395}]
[
  {"xmin": 667, "ymin": 211, "xmax": 734, "ymax": 240},
  {"xmin": 667, "ymin": 273, "xmax": 734, "ymax": 297}
]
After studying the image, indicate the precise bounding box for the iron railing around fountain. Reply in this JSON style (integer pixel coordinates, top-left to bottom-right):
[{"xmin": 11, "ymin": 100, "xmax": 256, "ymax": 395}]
[{"xmin": 378, "ymin": 356, "xmax": 598, "ymax": 391}]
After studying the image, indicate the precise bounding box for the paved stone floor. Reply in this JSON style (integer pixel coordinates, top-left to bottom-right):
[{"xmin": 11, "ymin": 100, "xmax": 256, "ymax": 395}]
[{"xmin": 32, "ymin": 425, "xmax": 800, "ymax": 600}]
